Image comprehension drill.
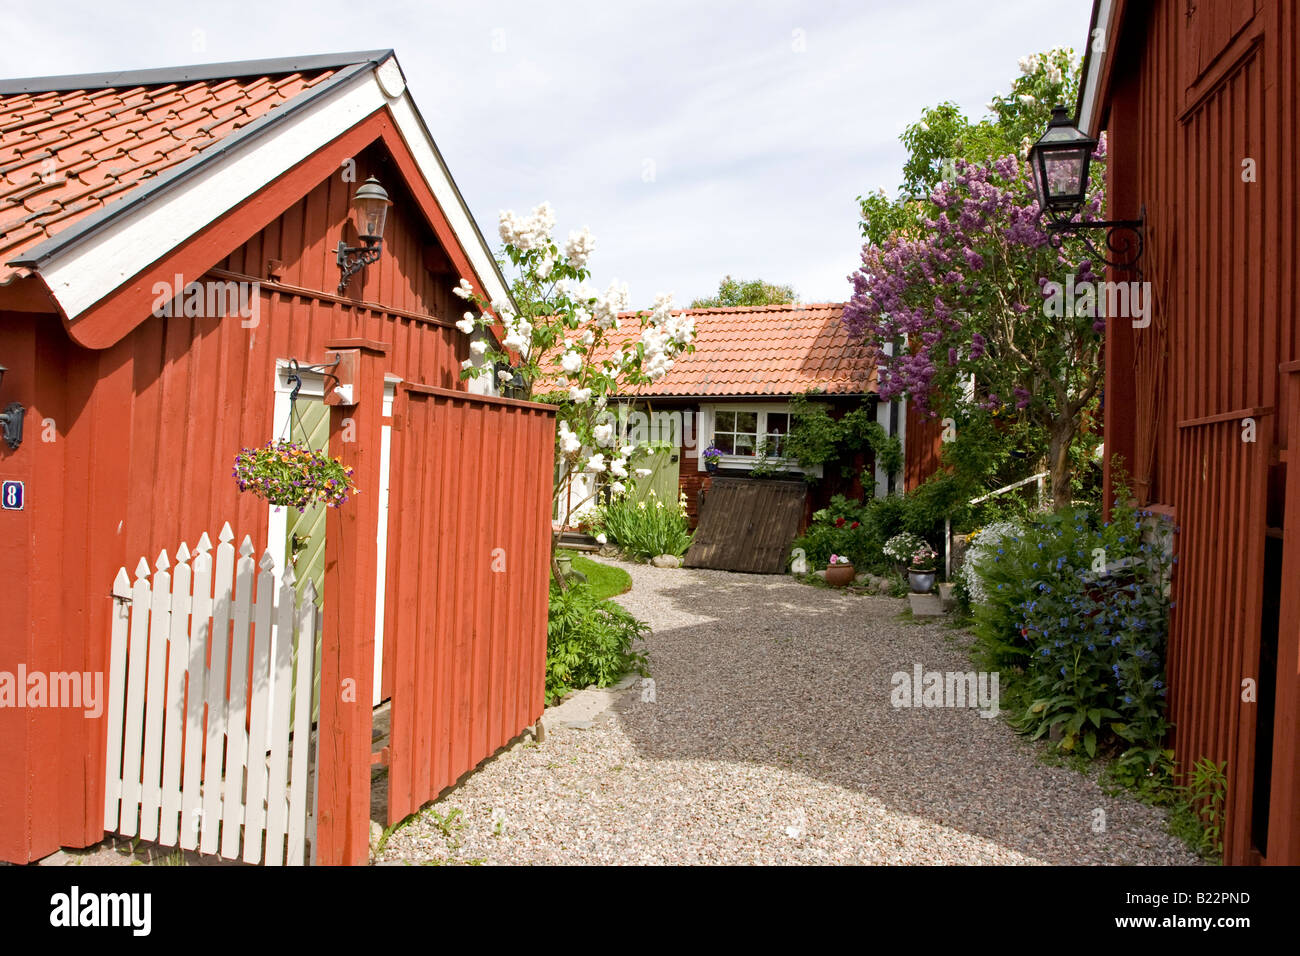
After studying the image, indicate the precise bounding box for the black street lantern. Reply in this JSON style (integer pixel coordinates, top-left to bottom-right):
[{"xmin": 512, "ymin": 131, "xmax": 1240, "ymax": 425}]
[
  {"xmin": 336, "ymin": 177, "xmax": 393, "ymax": 293},
  {"xmin": 1029, "ymin": 105, "xmax": 1144, "ymax": 276},
  {"xmin": 1029, "ymin": 106, "xmax": 1096, "ymax": 216}
]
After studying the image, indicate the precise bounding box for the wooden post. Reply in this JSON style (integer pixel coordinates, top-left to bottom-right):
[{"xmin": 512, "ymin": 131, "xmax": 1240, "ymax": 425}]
[{"xmin": 314, "ymin": 339, "xmax": 388, "ymax": 865}]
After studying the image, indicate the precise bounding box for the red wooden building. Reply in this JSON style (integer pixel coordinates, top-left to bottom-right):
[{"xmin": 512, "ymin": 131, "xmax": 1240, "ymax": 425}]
[
  {"xmin": 1082, "ymin": 0, "xmax": 1299, "ymax": 863},
  {"xmin": 0, "ymin": 51, "xmax": 555, "ymax": 865}
]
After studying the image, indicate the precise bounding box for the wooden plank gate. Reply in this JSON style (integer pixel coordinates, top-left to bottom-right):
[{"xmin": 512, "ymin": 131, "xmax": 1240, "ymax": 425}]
[
  {"xmin": 684, "ymin": 478, "xmax": 807, "ymax": 573},
  {"xmin": 1168, "ymin": 409, "xmax": 1272, "ymax": 864},
  {"xmin": 104, "ymin": 524, "xmax": 318, "ymax": 865},
  {"xmin": 381, "ymin": 384, "xmax": 555, "ymax": 825}
]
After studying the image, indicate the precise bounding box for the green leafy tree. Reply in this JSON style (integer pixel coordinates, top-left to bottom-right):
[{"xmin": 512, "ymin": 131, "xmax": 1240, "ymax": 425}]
[{"xmin": 690, "ymin": 275, "xmax": 796, "ymax": 309}]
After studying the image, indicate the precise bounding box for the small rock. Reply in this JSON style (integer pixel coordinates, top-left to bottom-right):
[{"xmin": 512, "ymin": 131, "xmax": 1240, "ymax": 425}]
[
  {"xmin": 651, "ymin": 554, "xmax": 682, "ymax": 568},
  {"xmin": 854, "ymin": 573, "xmax": 871, "ymax": 585},
  {"xmin": 877, "ymin": 578, "xmax": 893, "ymax": 595},
  {"xmin": 369, "ymin": 820, "xmax": 383, "ymax": 852},
  {"xmin": 36, "ymin": 849, "xmax": 73, "ymax": 866},
  {"xmin": 813, "ymin": 570, "xmax": 827, "ymax": 580}
]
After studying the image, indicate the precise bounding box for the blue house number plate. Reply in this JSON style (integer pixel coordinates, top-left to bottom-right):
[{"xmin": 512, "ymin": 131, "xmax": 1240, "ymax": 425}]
[{"xmin": 2, "ymin": 480, "xmax": 23, "ymax": 511}]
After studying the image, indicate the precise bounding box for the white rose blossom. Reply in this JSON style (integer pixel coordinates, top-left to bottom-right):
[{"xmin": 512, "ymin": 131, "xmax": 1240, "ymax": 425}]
[
  {"xmin": 593, "ymin": 422, "xmax": 614, "ymax": 447},
  {"xmin": 470, "ymin": 339, "xmax": 488, "ymax": 356},
  {"xmin": 558, "ymin": 422, "xmax": 581, "ymax": 455},
  {"xmin": 455, "ymin": 313, "xmax": 476, "ymax": 334},
  {"xmin": 452, "ymin": 278, "xmax": 474, "ymax": 299},
  {"xmin": 560, "ymin": 351, "xmax": 583, "ymax": 375},
  {"xmin": 585, "ymin": 453, "xmax": 606, "ymax": 473}
]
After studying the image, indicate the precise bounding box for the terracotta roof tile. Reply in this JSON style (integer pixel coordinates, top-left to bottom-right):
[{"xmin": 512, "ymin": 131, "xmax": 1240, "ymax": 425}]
[
  {"xmin": 540, "ymin": 303, "xmax": 876, "ymax": 398},
  {"xmin": 0, "ymin": 65, "xmax": 339, "ymax": 282}
]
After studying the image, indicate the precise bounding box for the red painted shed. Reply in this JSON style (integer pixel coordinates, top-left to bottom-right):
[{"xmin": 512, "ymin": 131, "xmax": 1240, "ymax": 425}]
[
  {"xmin": 1081, "ymin": 0, "xmax": 1300, "ymax": 864},
  {"xmin": 0, "ymin": 51, "xmax": 555, "ymax": 865}
]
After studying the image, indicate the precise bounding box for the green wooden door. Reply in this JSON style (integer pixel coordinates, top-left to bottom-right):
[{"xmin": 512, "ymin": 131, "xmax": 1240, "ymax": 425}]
[
  {"xmin": 634, "ymin": 446, "xmax": 681, "ymax": 505},
  {"xmin": 286, "ymin": 398, "xmax": 328, "ymax": 722}
]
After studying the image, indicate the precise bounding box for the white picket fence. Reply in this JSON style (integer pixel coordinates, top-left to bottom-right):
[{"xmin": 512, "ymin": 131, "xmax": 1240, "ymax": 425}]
[{"xmin": 105, "ymin": 523, "xmax": 319, "ymax": 865}]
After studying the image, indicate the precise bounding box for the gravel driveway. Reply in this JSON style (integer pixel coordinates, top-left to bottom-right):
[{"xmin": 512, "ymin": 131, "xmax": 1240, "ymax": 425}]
[{"xmin": 377, "ymin": 559, "xmax": 1201, "ymax": 865}]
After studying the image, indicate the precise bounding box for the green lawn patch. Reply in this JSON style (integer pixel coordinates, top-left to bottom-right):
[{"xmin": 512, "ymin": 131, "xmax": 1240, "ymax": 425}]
[{"xmin": 559, "ymin": 550, "xmax": 631, "ymax": 601}]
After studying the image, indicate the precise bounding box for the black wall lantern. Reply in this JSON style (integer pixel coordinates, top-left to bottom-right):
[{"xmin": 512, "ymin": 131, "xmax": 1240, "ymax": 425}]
[
  {"xmin": 1030, "ymin": 106, "xmax": 1144, "ymax": 276},
  {"xmin": 0, "ymin": 365, "xmax": 24, "ymax": 450},
  {"xmin": 336, "ymin": 176, "xmax": 392, "ymax": 294}
]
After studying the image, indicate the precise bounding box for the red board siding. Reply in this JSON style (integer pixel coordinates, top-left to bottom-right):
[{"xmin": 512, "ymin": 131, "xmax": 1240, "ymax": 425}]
[
  {"xmin": 904, "ymin": 401, "xmax": 944, "ymax": 492},
  {"xmin": 383, "ymin": 386, "xmax": 554, "ymax": 824},
  {"xmin": 1102, "ymin": 0, "xmax": 1300, "ymax": 862},
  {"xmin": 1167, "ymin": 412, "xmax": 1271, "ymax": 865},
  {"xmin": 0, "ymin": 145, "xmax": 517, "ymax": 862}
]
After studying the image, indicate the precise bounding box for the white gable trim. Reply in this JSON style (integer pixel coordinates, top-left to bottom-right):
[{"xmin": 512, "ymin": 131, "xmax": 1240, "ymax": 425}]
[
  {"xmin": 34, "ymin": 56, "xmax": 510, "ymax": 321},
  {"xmin": 1077, "ymin": 0, "xmax": 1115, "ymax": 137}
]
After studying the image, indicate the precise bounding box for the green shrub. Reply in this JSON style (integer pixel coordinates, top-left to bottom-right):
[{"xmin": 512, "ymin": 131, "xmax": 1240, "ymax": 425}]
[
  {"xmin": 589, "ymin": 489, "xmax": 691, "ymax": 561},
  {"xmin": 546, "ymin": 583, "xmax": 649, "ymax": 705},
  {"xmin": 792, "ymin": 495, "xmax": 883, "ymax": 570},
  {"xmin": 968, "ymin": 498, "xmax": 1174, "ymax": 771}
]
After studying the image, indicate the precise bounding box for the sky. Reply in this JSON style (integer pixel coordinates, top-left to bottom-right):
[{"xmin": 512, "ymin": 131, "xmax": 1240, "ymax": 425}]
[{"xmin": 1, "ymin": 0, "xmax": 1094, "ymax": 308}]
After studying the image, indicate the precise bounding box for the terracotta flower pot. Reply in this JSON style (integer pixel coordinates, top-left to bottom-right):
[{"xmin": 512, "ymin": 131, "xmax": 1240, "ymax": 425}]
[{"xmin": 825, "ymin": 563, "xmax": 855, "ymax": 587}]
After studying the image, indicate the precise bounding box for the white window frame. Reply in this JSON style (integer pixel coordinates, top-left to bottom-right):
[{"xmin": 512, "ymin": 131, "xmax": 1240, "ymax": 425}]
[{"xmin": 698, "ymin": 403, "xmax": 820, "ymax": 476}]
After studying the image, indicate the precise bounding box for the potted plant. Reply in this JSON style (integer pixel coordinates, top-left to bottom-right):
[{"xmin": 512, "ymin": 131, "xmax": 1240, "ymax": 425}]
[
  {"xmin": 701, "ymin": 445, "xmax": 723, "ymax": 473},
  {"xmin": 233, "ymin": 439, "xmax": 356, "ymax": 512},
  {"xmin": 907, "ymin": 541, "xmax": 938, "ymax": 593},
  {"xmin": 883, "ymin": 532, "xmax": 924, "ymax": 577},
  {"xmin": 825, "ymin": 553, "xmax": 855, "ymax": 587}
]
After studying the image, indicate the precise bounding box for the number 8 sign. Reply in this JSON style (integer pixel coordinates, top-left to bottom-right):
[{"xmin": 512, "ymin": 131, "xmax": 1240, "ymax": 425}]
[{"xmin": 2, "ymin": 480, "xmax": 23, "ymax": 511}]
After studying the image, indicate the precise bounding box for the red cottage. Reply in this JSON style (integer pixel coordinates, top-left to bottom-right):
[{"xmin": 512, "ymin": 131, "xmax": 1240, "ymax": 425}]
[{"xmin": 0, "ymin": 51, "xmax": 555, "ymax": 865}]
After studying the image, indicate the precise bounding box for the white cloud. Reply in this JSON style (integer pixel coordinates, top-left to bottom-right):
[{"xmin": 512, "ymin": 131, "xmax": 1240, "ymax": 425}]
[{"xmin": 2, "ymin": 0, "xmax": 1092, "ymax": 305}]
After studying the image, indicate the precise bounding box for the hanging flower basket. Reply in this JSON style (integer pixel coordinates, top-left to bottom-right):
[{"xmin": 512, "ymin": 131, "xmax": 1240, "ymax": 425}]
[{"xmin": 233, "ymin": 440, "xmax": 356, "ymax": 512}]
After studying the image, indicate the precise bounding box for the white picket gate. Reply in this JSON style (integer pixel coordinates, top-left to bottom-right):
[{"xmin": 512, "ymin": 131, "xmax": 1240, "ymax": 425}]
[{"xmin": 105, "ymin": 523, "xmax": 319, "ymax": 865}]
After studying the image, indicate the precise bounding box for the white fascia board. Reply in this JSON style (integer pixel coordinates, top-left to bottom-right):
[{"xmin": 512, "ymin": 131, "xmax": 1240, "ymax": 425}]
[
  {"xmin": 385, "ymin": 90, "xmax": 510, "ymax": 308},
  {"xmin": 40, "ymin": 56, "xmax": 508, "ymax": 320},
  {"xmin": 1078, "ymin": 0, "xmax": 1115, "ymax": 137}
]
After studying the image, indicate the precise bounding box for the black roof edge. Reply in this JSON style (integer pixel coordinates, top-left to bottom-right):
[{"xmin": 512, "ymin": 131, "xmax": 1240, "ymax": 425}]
[{"xmin": 0, "ymin": 50, "xmax": 394, "ymax": 95}]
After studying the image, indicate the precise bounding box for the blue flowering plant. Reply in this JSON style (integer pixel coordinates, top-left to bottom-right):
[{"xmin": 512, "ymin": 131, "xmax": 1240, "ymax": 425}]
[{"xmin": 969, "ymin": 493, "xmax": 1175, "ymax": 777}]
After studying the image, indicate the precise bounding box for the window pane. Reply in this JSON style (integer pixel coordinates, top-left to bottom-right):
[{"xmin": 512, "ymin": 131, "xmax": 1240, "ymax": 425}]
[
  {"xmin": 713, "ymin": 434, "xmax": 734, "ymax": 454},
  {"xmin": 715, "ymin": 411, "xmax": 736, "ymax": 431},
  {"xmin": 766, "ymin": 435, "xmax": 783, "ymax": 457},
  {"xmin": 735, "ymin": 411, "xmax": 758, "ymax": 433},
  {"xmin": 733, "ymin": 433, "xmax": 756, "ymax": 455},
  {"xmin": 766, "ymin": 413, "xmax": 789, "ymax": 435}
]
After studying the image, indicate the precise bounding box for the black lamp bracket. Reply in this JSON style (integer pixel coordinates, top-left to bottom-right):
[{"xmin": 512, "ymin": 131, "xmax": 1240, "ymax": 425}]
[
  {"xmin": 1044, "ymin": 205, "xmax": 1146, "ymax": 279},
  {"xmin": 0, "ymin": 402, "xmax": 24, "ymax": 450},
  {"xmin": 336, "ymin": 238, "xmax": 382, "ymax": 294}
]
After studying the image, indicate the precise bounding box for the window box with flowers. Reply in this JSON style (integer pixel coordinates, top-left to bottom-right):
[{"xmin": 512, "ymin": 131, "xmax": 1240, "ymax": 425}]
[{"xmin": 700, "ymin": 405, "xmax": 820, "ymax": 477}]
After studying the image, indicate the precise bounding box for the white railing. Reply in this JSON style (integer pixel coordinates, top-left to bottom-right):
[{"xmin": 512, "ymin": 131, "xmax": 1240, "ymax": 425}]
[
  {"xmin": 946, "ymin": 472, "xmax": 1049, "ymax": 578},
  {"xmin": 105, "ymin": 523, "xmax": 318, "ymax": 865}
]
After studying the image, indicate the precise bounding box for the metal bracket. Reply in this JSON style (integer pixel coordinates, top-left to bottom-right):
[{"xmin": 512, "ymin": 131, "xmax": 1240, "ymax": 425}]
[
  {"xmin": 1044, "ymin": 205, "xmax": 1146, "ymax": 279},
  {"xmin": 336, "ymin": 239, "xmax": 382, "ymax": 294},
  {"xmin": 0, "ymin": 402, "xmax": 24, "ymax": 450}
]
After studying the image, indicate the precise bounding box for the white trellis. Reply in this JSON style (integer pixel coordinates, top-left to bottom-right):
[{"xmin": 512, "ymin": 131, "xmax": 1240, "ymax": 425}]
[{"xmin": 104, "ymin": 523, "xmax": 318, "ymax": 865}]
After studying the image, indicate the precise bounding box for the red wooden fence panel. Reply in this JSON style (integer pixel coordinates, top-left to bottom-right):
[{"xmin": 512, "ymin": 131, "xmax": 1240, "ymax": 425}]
[
  {"xmin": 383, "ymin": 385, "xmax": 555, "ymax": 824},
  {"xmin": 1168, "ymin": 409, "xmax": 1272, "ymax": 865}
]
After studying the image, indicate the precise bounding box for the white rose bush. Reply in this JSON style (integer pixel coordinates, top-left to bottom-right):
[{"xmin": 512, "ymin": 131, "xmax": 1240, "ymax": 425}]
[{"xmin": 450, "ymin": 202, "xmax": 696, "ymax": 584}]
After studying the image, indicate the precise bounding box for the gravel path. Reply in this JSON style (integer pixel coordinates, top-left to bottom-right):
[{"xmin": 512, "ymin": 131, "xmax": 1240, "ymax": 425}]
[{"xmin": 378, "ymin": 559, "xmax": 1201, "ymax": 866}]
